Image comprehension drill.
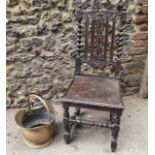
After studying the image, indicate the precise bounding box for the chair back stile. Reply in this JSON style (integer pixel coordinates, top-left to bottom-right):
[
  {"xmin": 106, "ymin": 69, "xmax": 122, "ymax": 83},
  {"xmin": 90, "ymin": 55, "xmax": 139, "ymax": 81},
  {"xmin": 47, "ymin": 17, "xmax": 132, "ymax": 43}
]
[{"xmin": 75, "ymin": 5, "xmax": 83, "ymax": 75}]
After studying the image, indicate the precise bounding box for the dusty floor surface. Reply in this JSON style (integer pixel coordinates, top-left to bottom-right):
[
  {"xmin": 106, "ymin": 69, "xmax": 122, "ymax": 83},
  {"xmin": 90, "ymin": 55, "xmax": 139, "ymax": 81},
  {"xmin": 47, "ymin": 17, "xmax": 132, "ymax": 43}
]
[{"xmin": 6, "ymin": 95, "xmax": 148, "ymax": 155}]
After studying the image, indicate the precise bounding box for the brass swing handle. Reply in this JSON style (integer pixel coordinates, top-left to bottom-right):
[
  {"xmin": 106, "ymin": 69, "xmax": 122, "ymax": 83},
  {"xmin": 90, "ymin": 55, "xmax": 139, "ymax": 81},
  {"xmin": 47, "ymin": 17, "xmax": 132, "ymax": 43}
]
[{"xmin": 28, "ymin": 94, "xmax": 55, "ymax": 123}]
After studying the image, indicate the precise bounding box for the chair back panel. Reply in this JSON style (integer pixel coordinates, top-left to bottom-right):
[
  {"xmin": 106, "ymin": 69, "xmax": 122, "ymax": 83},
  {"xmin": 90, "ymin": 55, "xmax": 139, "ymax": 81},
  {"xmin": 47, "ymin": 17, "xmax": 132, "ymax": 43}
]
[
  {"xmin": 82, "ymin": 11, "xmax": 118, "ymax": 65},
  {"xmin": 75, "ymin": 1, "xmax": 126, "ymax": 76}
]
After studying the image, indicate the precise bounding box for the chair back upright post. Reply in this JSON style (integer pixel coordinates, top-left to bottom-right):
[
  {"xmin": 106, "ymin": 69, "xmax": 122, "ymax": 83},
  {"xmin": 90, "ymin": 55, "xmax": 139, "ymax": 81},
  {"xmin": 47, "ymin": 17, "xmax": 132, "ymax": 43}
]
[{"xmin": 75, "ymin": 2, "xmax": 83, "ymax": 75}]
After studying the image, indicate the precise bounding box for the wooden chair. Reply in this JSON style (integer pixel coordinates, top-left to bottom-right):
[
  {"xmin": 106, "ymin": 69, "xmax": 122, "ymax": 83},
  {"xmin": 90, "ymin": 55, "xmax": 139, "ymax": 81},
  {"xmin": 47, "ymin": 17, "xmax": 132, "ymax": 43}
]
[{"xmin": 61, "ymin": 0, "xmax": 126, "ymax": 152}]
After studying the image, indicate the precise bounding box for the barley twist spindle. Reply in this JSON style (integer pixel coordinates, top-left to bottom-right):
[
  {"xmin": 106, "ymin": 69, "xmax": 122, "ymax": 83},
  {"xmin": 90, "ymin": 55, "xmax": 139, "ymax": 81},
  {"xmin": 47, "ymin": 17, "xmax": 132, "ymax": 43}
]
[{"xmin": 75, "ymin": 2, "xmax": 83, "ymax": 75}]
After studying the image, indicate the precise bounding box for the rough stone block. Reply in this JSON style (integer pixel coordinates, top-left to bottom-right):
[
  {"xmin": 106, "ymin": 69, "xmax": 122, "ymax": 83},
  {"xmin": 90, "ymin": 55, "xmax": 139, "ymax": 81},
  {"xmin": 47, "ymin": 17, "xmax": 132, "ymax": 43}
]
[
  {"xmin": 6, "ymin": 45, "xmax": 16, "ymax": 55},
  {"xmin": 132, "ymin": 54, "xmax": 147, "ymax": 61},
  {"xmin": 133, "ymin": 15, "xmax": 148, "ymax": 24},
  {"xmin": 51, "ymin": 21, "xmax": 63, "ymax": 32},
  {"xmin": 134, "ymin": 0, "xmax": 143, "ymax": 5},
  {"xmin": 40, "ymin": 50, "xmax": 54, "ymax": 58},
  {"xmin": 51, "ymin": 0, "xmax": 59, "ymax": 4},
  {"xmin": 125, "ymin": 62, "xmax": 145, "ymax": 72},
  {"xmin": 31, "ymin": 37, "xmax": 43, "ymax": 47},
  {"xmin": 6, "ymin": 28, "xmax": 20, "ymax": 38},
  {"xmin": 7, "ymin": 0, "xmax": 19, "ymax": 7},
  {"xmin": 14, "ymin": 8, "xmax": 27, "ymax": 16},
  {"xmin": 27, "ymin": 17, "xmax": 40, "ymax": 25},
  {"xmin": 18, "ymin": 53, "xmax": 36, "ymax": 63},
  {"xmin": 134, "ymin": 40, "xmax": 148, "ymax": 48},
  {"xmin": 8, "ymin": 18, "xmax": 27, "ymax": 25},
  {"xmin": 126, "ymin": 15, "xmax": 133, "ymax": 24},
  {"xmin": 10, "ymin": 104, "xmax": 21, "ymax": 108},
  {"xmin": 20, "ymin": 28, "xmax": 36, "ymax": 38},
  {"xmin": 133, "ymin": 32, "xmax": 148, "ymax": 40},
  {"xmin": 44, "ymin": 36, "xmax": 56, "ymax": 51},
  {"xmin": 135, "ymin": 5, "xmax": 142, "ymax": 14},
  {"xmin": 140, "ymin": 57, "xmax": 148, "ymax": 98},
  {"xmin": 58, "ymin": 4, "xmax": 67, "ymax": 11},
  {"xmin": 20, "ymin": 39, "xmax": 32, "ymax": 50},
  {"xmin": 36, "ymin": 25, "xmax": 48, "ymax": 36},
  {"xmin": 124, "ymin": 25, "xmax": 135, "ymax": 33},
  {"xmin": 29, "ymin": 59, "xmax": 43, "ymax": 73},
  {"xmin": 139, "ymin": 24, "xmax": 148, "ymax": 31},
  {"xmin": 142, "ymin": 5, "xmax": 148, "ymax": 14},
  {"xmin": 127, "ymin": 4, "xmax": 136, "ymax": 14},
  {"xmin": 125, "ymin": 86, "xmax": 140, "ymax": 93},
  {"xmin": 34, "ymin": 75, "xmax": 53, "ymax": 93},
  {"xmin": 6, "ymin": 97, "xmax": 12, "ymax": 107},
  {"xmin": 122, "ymin": 73, "xmax": 142, "ymax": 87},
  {"xmin": 32, "ymin": 0, "xmax": 49, "ymax": 6},
  {"xmin": 128, "ymin": 47, "xmax": 147, "ymax": 55}
]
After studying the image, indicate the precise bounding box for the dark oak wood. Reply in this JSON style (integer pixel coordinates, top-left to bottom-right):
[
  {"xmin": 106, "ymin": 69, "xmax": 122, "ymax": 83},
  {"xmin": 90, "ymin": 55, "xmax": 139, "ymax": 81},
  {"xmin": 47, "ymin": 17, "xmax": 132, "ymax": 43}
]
[
  {"xmin": 84, "ymin": 15, "xmax": 89, "ymax": 59},
  {"xmin": 104, "ymin": 17, "xmax": 109, "ymax": 61},
  {"xmin": 63, "ymin": 105, "xmax": 70, "ymax": 144},
  {"xmin": 63, "ymin": 75, "xmax": 123, "ymax": 109},
  {"xmin": 90, "ymin": 18, "xmax": 95, "ymax": 59},
  {"xmin": 111, "ymin": 111, "xmax": 122, "ymax": 152},
  {"xmin": 110, "ymin": 16, "xmax": 116, "ymax": 61},
  {"xmin": 62, "ymin": 0, "xmax": 127, "ymax": 152}
]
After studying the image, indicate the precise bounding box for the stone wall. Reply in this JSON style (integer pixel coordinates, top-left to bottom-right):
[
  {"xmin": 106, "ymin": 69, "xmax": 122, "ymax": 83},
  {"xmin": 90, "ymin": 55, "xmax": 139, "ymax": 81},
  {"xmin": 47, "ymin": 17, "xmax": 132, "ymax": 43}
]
[
  {"xmin": 121, "ymin": 0, "xmax": 148, "ymax": 95},
  {"xmin": 6, "ymin": 0, "xmax": 148, "ymax": 108}
]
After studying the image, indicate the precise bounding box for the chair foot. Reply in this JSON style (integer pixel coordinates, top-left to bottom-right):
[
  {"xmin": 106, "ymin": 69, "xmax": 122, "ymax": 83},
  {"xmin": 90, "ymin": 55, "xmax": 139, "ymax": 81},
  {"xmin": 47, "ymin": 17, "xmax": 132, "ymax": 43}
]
[
  {"xmin": 110, "ymin": 111, "xmax": 122, "ymax": 152},
  {"xmin": 111, "ymin": 125, "xmax": 119, "ymax": 152},
  {"xmin": 64, "ymin": 133, "xmax": 70, "ymax": 144},
  {"xmin": 63, "ymin": 106, "xmax": 70, "ymax": 144},
  {"xmin": 75, "ymin": 107, "xmax": 80, "ymax": 116},
  {"xmin": 111, "ymin": 140, "xmax": 117, "ymax": 152}
]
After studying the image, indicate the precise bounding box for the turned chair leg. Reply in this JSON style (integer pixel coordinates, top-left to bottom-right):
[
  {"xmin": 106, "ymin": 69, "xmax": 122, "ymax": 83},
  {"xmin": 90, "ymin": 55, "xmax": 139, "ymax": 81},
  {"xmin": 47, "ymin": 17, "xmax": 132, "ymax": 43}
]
[
  {"xmin": 109, "ymin": 112, "xmax": 115, "ymax": 124},
  {"xmin": 111, "ymin": 111, "xmax": 122, "ymax": 152},
  {"xmin": 72, "ymin": 107, "xmax": 81, "ymax": 128},
  {"xmin": 63, "ymin": 106, "xmax": 70, "ymax": 144},
  {"xmin": 75, "ymin": 107, "xmax": 80, "ymax": 116}
]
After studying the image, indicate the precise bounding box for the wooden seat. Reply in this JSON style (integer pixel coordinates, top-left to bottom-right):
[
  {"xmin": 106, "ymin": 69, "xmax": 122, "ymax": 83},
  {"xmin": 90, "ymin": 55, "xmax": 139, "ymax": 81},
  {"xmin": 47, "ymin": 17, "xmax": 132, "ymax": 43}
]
[
  {"xmin": 61, "ymin": 0, "xmax": 127, "ymax": 152},
  {"xmin": 62, "ymin": 75, "xmax": 123, "ymax": 110}
]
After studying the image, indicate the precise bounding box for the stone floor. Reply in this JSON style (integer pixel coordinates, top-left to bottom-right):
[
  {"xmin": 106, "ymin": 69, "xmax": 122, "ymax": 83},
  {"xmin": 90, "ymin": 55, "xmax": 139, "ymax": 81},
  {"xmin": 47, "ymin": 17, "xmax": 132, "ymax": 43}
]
[{"xmin": 6, "ymin": 95, "xmax": 148, "ymax": 155}]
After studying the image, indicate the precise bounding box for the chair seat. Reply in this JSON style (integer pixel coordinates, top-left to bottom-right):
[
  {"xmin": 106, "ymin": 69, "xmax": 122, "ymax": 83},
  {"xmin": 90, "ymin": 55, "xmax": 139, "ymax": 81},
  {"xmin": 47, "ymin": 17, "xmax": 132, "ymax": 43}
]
[{"xmin": 62, "ymin": 75, "xmax": 124, "ymax": 109}]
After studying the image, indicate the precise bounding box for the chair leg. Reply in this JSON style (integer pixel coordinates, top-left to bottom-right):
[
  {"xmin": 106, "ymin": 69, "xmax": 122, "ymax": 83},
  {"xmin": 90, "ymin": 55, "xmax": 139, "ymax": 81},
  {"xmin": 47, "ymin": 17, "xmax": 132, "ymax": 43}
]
[
  {"xmin": 63, "ymin": 106, "xmax": 70, "ymax": 144},
  {"xmin": 109, "ymin": 112, "xmax": 115, "ymax": 124},
  {"xmin": 73, "ymin": 107, "xmax": 81, "ymax": 128},
  {"xmin": 75, "ymin": 107, "xmax": 80, "ymax": 116},
  {"xmin": 111, "ymin": 111, "xmax": 122, "ymax": 152}
]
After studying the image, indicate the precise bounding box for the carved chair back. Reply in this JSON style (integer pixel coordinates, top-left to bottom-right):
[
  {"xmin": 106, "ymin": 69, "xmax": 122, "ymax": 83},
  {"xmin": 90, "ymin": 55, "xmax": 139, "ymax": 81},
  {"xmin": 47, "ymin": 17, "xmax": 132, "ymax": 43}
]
[{"xmin": 74, "ymin": 0, "xmax": 127, "ymax": 78}]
